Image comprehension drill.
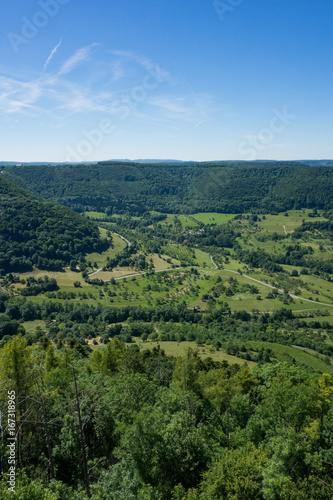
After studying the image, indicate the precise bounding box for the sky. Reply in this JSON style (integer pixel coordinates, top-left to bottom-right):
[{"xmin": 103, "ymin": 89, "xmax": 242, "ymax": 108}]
[{"xmin": 0, "ymin": 0, "xmax": 333, "ymax": 162}]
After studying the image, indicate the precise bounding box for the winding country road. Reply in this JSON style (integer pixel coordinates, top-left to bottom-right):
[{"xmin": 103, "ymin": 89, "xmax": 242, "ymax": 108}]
[
  {"xmin": 222, "ymin": 268, "xmax": 333, "ymax": 307},
  {"xmin": 203, "ymin": 251, "xmax": 333, "ymax": 308},
  {"xmin": 89, "ymin": 231, "xmax": 333, "ymax": 307}
]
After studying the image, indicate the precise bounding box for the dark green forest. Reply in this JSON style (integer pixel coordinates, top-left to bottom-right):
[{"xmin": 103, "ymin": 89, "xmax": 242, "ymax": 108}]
[
  {"xmin": 3, "ymin": 161, "xmax": 333, "ymax": 215},
  {"xmin": 0, "ymin": 177, "xmax": 109, "ymax": 274}
]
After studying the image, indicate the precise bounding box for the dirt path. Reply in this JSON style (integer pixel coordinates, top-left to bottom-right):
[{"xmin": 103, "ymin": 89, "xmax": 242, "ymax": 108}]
[
  {"xmin": 89, "ymin": 234, "xmax": 333, "ymax": 307},
  {"xmin": 202, "ymin": 250, "xmax": 333, "ymax": 307},
  {"xmin": 283, "ymin": 225, "xmax": 287, "ymax": 235},
  {"xmin": 210, "ymin": 255, "xmax": 218, "ymax": 269},
  {"xmin": 112, "ymin": 232, "xmax": 131, "ymax": 248},
  {"xmin": 222, "ymin": 269, "xmax": 333, "ymax": 307},
  {"xmin": 88, "ymin": 268, "xmax": 104, "ymax": 277}
]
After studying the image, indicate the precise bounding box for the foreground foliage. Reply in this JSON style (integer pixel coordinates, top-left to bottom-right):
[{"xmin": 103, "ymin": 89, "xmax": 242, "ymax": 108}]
[{"xmin": 1, "ymin": 336, "xmax": 333, "ymax": 498}]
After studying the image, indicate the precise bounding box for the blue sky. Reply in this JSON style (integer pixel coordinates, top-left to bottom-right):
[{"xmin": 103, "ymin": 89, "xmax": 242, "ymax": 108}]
[{"xmin": 0, "ymin": 0, "xmax": 332, "ymax": 162}]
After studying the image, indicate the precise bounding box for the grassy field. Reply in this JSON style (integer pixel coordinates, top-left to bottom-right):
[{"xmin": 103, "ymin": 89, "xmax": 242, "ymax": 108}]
[
  {"xmin": 6, "ymin": 209, "xmax": 333, "ymax": 321},
  {"xmin": 91, "ymin": 253, "xmax": 181, "ymax": 281},
  {"xmin": 22, "ymin": 320, "xmax": 46, "ymax": 333},
  {"xmin": 85, "ymin": 337, "xmax": 333, "ymax": 376},
  {"xmin": 84, "ymin": 211, "xmax": 107, "ymax": 220},
  {"xmin": 194, "ymin": 249, "xmax": 215, "ymax": 267},
  {"xmin": 131, "ymin": 340, "xmax": 257, "ymax": 368},
  {"xmin": 162, "ymin": 244, "xmax": 195, "ymax": 264},
  {"xmin": 254, "ymin": 210, "xmax": 325, "ymax": 234},
  {"xmin": 301, "ymin": 314, "xmax": 333, "ymax": 326},
  {"xmin": 13, "ymin": 261, "xmax": 332, "ymax": 314},
  {"xmin": 147, "ymin": 253, "xmax": 180, "ymax": 270},
  {"xmin": 178, "ymin": 215, "xmax": 200, "ymax": 228},
  {"xmin": 232, "ymin": 211, "xmax": 330, "ymax": 265},
  {"xmin": 245, "ymin": 341, "xmax": 333, "ymax": 376},
  {"xmin": 157, "ymin": 214, "xmax": 176, "ymax": 227},
  {"xmin": 92, "ymin": 268, "xmax": 140, "ymax": 280},
  {"xmin": 85, "ymin": 230, "xmax": 127, "ymax": 270},
  {"xmin": 15, "ymin": 268, "xmax": 90, "ymax": 288},
  {"xmin": 191, "ymin": 213, "xmax": 237, "ymax": 225}
]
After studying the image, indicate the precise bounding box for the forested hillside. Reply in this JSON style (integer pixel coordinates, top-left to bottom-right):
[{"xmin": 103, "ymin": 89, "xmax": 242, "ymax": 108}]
[
  {"xmin": 2, "ymin": 161, "xmax": 333, "ymax": 215},
  {"xmin": 0, "ymin": 177, "xmax": 108, "ymax": 273}
]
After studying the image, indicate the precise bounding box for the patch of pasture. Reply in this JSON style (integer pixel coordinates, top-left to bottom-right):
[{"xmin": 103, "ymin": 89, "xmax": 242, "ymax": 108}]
[
  {"xmin": 132, "ymin": 340, "xmax": 256, "ymax": 367},
  {"xmin": 191, "ymin": 213, "xmax": 237, "ymax": 225},
  {"xmin": 86, "ymin": 232, "xmax": 127, "ymax": 269}
]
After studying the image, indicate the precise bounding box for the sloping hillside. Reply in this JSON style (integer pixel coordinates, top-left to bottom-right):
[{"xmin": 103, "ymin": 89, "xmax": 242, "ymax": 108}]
[{"xmin": 0, "ymin": 176, "xmax": 108, "ymax": 273}]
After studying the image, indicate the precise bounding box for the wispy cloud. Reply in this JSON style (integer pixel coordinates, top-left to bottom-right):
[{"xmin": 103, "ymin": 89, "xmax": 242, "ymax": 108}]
[
  {"xmin": 43, "ymin": 37, "xmax": 63, "ymax": 73},
  {"xmin": 0, "ymin": 46, "xmax": 218, "ymax": 133},
  {"xmin": 109, "ymin": 50, "xmax": 171, "ymax": 82},
  {"xmin": 58, "ymin": 43, "xmax": 100, "ymax": 75},
  {"xmin": 146, "ymin": 93, "xmax": 216, "ymax": 128}
]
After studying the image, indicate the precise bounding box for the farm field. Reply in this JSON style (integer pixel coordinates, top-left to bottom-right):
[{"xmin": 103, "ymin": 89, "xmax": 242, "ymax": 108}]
[
  {"xmin": 9, "ymin": 224, "xmax": 333, "ymax": 316},
  {"xmin": 191, "ymin": 212, "xmax": 237, "ymax": 225},
  {"xmin": 14, "ymin": 268, "xmax": 90, "ymax": 288},
  {"xmin": 84, "ymin": 211, "xmax": 107, "ymax": 220},
  {"xmin": 250, "ymin": 210, "xmax": 325, "ymax": 234},
  {"xmin": 178, "ymin": 215, "xmax": 200, "ymax": 228},
  {"xmin": 194, "ymin": 249, "xmax": 215, "ymax": 267},
  {"xmin": 301, "ymin": 314, "xmax": 333, "ymax": 326}
]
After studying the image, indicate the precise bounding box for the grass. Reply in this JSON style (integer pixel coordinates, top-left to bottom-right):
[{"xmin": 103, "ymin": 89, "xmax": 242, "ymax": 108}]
[
  {"xmin": 147, "ymin": 253, "xmax": 180, "ymax": 270},
  {"xmin": 86, "ymin": 231, "xmax": 127, "ymax": 270},
  {"xmin": 162, "ymin": 244, "xmax": 195, "ymax": 264},
  {"xmin": 131, "ymin": 340, "xmax": 257, "ymax": 367},
  {"xmin": 194, "ymin": 249, "xmax": 215, "ymax": 267},
  {"xmin": 15, "ymin": 268, "xmax": 90, "ymax": 288},
  {"xmin": 254, "ymin": 210, "xmax": 326, "ymax": 234},
  {"xmin": 6, "ymin": 209, "xmax": 333, "ymax": 320},
  {"xmin": 191, "ymin": 213, "xmax": 237, "ymax": 225},
  {"xmin": 300, "ymin": 314, "xmax": 333, "ymax": 325},
  {"xmin": 84, "ymin": 211, "xmax": 107, "ymax": 220},
  {"xmin": 178, "ymin": 215, "xmax": 199, "ymax": 228},
  {"xmin": 22, "ymin": 320, "xmax": 46, "ymax": 333},
  {"xmin": 92, "ymin": 268, "xmax": 139, "ymax": 280},
  {"xmin": 245, "ymin": 341, "xmax": 333, "ymax": 376},
  {"xmin": 157, "ymin": 214, "xmax": 176, "ymax": 228}
]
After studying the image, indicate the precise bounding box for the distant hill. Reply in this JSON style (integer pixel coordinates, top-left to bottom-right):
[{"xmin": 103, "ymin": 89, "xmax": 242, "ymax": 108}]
[
  {"xmin": 106, "ymin": 159, "xmax": 189, "ymax": 164},
  {"xmin": 0, "ymin": 176, "xmax": 107, "ymax": 274},
  {"xmin": 300, "ymin": 160, "xmax": 333, "ymax": 167},
  {"xmin": 2, "ymin": 161, "xmax": 333, "ymax": 216},
  {"xmin": 0, "ymin": 161, "xmax": 98, "ymax": 166}
]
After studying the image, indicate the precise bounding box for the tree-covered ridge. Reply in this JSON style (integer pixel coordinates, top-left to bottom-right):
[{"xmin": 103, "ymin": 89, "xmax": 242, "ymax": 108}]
[
  {"xmin": 0, "ymin": 177, "xmax": 108, "ymax": 273},
  {"xmin": 2, "ymin": 161, "xmax": 333, "ymax": 215},
  {"xmin": 1, "ymin": 335, "xmax": 333, "ymax": 499}
]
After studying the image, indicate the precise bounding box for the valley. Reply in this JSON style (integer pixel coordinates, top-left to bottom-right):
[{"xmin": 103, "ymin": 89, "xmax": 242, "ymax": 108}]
[
  {"xmin": 2, "ymin": 172, "xmax": 333, "ymax": 373},
  {"xmin": 2, "ymin": 162, "xmax": 333, "ymax": 498}
]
